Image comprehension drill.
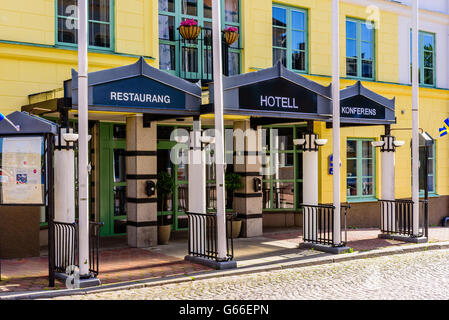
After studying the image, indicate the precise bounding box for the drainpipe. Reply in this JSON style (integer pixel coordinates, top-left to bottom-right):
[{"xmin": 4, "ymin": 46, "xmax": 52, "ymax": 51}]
[
  {"xmin": 212, "ymin": 0, "xmax": 227, "ymax": 260},
  {"xmin": 78, "ymin": 0, "xmax": 90, "ymax": 277},
  {"xmin": 332, "ymin": 0, "xmax": 341, "ymax": 246},
  {"xmin": 411, "ymin": 0, "xmax": 420, "ymax": 236}
]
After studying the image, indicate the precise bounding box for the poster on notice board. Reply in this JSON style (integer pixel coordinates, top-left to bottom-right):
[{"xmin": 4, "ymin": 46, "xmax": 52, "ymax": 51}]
[{"xmin": 0, "ymin": 136, "xmax": 44, "ymax": 205}]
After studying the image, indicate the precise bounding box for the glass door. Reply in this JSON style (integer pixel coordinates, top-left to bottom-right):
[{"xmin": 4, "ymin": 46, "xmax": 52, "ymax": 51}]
[
  {"xmin": 157, "ymin": 139, "xmax": 189, "ymax": 231},
  {"xmin": 99, "ymin": 123, "xmax": 127, "ymax": 237}
]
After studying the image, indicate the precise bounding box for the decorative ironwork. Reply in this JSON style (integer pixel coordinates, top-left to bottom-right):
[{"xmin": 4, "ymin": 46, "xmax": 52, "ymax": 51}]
[
  {"xmin": 89, "ymin": 221, "xmax": 104, "ymax": 277},
  {"xmin": 300, "ymin": 204, "xmax": 350, "ymax": 247},
  {"xmin": 186, "ymin": 212, "xmax": 234, "ymax": 262},
  {"xmin": 52, "ymin": 220, "xmax": 104, "ymax": 278},
  {"xmin": 54, "ymin": 221, "xmax": 77, "ymax": 273}
]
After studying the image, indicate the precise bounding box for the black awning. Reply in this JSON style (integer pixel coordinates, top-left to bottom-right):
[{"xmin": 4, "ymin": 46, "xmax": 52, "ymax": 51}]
[
  {"xmin": 207, "ymin": 64, "xmax": 396, "ymax": 126},
  {"xmin": 67, "ymin": 57, "xmax": 202, "ymax": 117},
  {"xmin": 338, "ymin": 81, "xmax": 396, "ymax": 125},
  {"xmin": 208, "ymin": 61, "xmax": 332, "ymax": 121}
]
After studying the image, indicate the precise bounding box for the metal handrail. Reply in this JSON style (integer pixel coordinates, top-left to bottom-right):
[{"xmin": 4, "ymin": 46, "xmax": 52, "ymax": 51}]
[
  {"xmin": 380, "ymin": 199, "xmax": 427, "ymax": 237},
  {"xmin": 54, "ymin": 221, "xmax": 77, "ymax": 274},
  {"xmin": 299, "ymin": 204, "xmax": 350, "ymax": 247},
  {"xmin": 186, "ymin": 212, "xmax": 234, "ymax": 262}
]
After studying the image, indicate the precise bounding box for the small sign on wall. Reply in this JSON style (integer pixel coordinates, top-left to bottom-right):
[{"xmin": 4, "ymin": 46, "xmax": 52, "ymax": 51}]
[{"xmin": 329, "ymin": 154, "xmax": 333, "ymax": 175}]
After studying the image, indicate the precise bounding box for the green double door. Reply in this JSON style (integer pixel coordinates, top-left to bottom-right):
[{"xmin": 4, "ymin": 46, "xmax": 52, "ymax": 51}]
[
  {"xmin": 99, "ymin": 123, "xmax": 127, "ymax": 237},
  {"xmin": 99, "ymin": 124, "xmax": 190, "ymax": 237}
]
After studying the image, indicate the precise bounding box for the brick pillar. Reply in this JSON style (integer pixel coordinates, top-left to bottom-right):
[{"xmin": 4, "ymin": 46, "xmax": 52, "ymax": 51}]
[
  {"xmin": 126, "ymin": 115, "xmax": 158, "ymax": 248},
  {"xmin": 233, "ymin": 120, "xmax": 263, "ymax": 238}
]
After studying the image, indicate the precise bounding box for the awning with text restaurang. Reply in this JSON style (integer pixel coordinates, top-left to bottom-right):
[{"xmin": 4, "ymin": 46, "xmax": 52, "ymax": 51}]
[{"xmin": 66, "ymin": 57, "xmax": 202, "ymax": 117}]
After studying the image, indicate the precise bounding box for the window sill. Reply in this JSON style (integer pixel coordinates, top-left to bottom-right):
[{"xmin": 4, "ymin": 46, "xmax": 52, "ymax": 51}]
[
  {"xmin": 420, "ymin": 193, "xmax": 439, "ymax": 198},
  {"xmin": 347, "ymin": 197, "xmax": 378, "ymax": 204}
]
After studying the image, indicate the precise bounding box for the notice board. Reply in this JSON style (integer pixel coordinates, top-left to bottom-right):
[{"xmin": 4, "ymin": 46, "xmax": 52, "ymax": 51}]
[{"xmin": 0, "ymin": 136, "xmax": 44, "ymax": 205}]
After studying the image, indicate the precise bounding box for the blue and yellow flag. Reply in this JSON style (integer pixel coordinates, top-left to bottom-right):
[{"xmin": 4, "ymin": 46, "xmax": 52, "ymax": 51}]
[{"xmin": 439, "ymin": 118, "xmax": 449, "ymax": 137}]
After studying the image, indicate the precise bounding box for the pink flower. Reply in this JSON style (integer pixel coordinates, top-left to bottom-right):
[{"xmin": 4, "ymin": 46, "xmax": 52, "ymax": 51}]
[
  {"xmin": 180, "ymin": 19, "xmax": 198, "ymax": 27},
  {"xmin": 224, "ymin": 27, "xmax": 238, "ymax": 33}
]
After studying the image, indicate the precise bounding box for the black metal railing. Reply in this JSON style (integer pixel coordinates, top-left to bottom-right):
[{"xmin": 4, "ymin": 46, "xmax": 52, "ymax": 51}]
[
  {"xmin": 186, "ymin": 212, "xmax": 234, "ymax": 262},
  {"xmin": 54, "ymin": 221, "xmax": 77, "ymax": 273},
  {"xmin": 52, "ymin": 220, "xmax": 103, "ymax": 277},
  {"xmin": 89, "ymin": 221, "xmax": 104, "ymax": 277},
  {"xmin": 380, "ymin": 199, "xmax": 428, "ymax": 238},
  {"xmin": 300, "ymin": 204, "xmax": 350, "ymax": 247}
]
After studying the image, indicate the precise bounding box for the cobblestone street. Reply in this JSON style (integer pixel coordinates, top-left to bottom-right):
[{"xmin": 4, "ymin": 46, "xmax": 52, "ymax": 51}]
[{"xmin": 56, "ymin": 249, "xmax": 449, "ymax": 300}]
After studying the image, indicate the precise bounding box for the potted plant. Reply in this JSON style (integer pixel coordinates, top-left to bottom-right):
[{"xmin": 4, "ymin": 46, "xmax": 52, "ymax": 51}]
[
  {"xmin": 178, "ymin": 19, "xmax": 201, "ymax": 40},
  {"xmin": 223, "ymin": 26, "xmax": 239, "ymax": 45},
  {"xmin": 157, "ymin": 171, "xmax": 175, "ymax": 245},
  {"xmin": 225, "ymin": 172, "xmax": 243, "ymax": 238}
]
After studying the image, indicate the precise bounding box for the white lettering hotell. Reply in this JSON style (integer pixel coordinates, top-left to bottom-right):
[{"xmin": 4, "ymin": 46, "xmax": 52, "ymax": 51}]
[{"xmin": 260, "ymin": 95, "xmax": 299, "ymax": 109}]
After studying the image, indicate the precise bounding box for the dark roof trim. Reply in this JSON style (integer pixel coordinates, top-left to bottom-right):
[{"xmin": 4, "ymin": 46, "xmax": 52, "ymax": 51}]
[
  {"xmin": 70, "ymin": 57, "xmax": 202, "ymax": 98},
  {"xmin": 340, "ymin": 81, "xmax": 396, "ymax": 113},
  {"xmin": 222, "ymin": 61, "xmax": 332, "ymax": 100},
  {"xmin": 0, "ymin": 111, "xmax": 58, "ymax": 135}
]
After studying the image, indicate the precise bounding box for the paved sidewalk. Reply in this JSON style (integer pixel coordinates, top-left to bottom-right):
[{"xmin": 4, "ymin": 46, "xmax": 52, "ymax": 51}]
[{"xmin": 1, "ymin": 227, "xmax": 448, "ymax": 297}]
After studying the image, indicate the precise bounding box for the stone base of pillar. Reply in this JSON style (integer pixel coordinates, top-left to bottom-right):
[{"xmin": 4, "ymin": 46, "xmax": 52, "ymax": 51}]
[
  {"xmin": 127, "ymin": 225, "xmax": 158, "ymax": 248},
  {"xmin": 239, "ymin": 216, "xmax": 263, "ymax": 238},
  {"xmin": 300, "ymin": 242, "xmax": 352, "ymax": 254},
  {"xmin": 184, "ymin": 255, "xmax": 237, "ymax": 270},
  {"xmin": 55, "ymin": 273, "xmax": 101, "ymax": 288},
  {"xmin": 378, "ymin": 233, "xmax": 428, "ymax": 244}
]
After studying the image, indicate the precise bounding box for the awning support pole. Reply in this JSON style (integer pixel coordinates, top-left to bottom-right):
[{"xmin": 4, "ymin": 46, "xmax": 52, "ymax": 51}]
[
  {"xmin": 212, "ymin": 0, "xmax": 227, "ymax": 260},
  {"xmin": 78, "ymin": 0, "xmax": 90, "ymax": 277},
  {"xmin": 332, "ymin": 0, "xmax": 341, "ymax": 246},
  {"xmin": 411, "ymin": 0, "xmax": 420, "ymax": 236}
]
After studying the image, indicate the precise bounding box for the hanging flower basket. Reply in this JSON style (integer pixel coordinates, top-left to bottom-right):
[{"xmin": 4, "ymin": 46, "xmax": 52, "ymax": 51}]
[
  {"xmin": 179, "ymin": 19, "xmax": 201, "ymax": 40},
  {"xmin": 223, "ymin": 27, "xmax": 239, "ymax": 45}
]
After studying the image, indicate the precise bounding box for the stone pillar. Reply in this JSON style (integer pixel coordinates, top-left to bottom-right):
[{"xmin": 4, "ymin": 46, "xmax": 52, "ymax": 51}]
[
  {"xmin": 126, "ymin": 115, "xmax": 158, "ymax": 248},
  {"xmin": 381, "ymin": 134, "xmax": 396, "ymax": 233},
  {"xmin": 233, "ymin": 120, "xmax": 263, "ymax": 238},
  {"xmin": 302, "ymin": 133, "xmax": 319, "ymax": 242}
]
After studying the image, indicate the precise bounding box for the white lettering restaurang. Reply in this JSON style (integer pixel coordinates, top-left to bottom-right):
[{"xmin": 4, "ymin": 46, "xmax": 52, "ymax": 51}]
[
  {"xmin": 341, "ymin": 106, "xmax": 377, "ymax": 116},
  {"xmin": 260, "ymin": 95, "xmax": 299, "ymax": 109},
  {"xmin": 110, "ymin": 91, "xmax": 171, "ymax": 104}
]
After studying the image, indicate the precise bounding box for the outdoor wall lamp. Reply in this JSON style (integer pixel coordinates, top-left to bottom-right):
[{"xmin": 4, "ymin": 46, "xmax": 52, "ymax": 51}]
[
  {"xmin": 293, "ymin": 139, "xmax": 306, "ymax": 146},
  {"xmin": 315, "ymin": 139, "xmax": 328, "ymax": 146},
  {"xmin": 62, "ymin": 133, "xmax": 79, "ymax": 142},
  {"xmin": 372, "ymin": 141, "xmax": 385, "ymax": 148},
  {"xmin": 146, "ymin": 181, "xmax": 156, "ymax": 197},
  {"xmin": 200, "ymin": 136, "xmax": 215, "ymax": 145},
  {"xmin": 253, "ymin": 177, "xmax": 262, "ymax": 192},
  {"xmin": 174, "ymin": 135, "xmax": 189, "ymax": 144},
  {"xmin": 393, "ymin": 141, "xmax": 405, "ymax": 147}
]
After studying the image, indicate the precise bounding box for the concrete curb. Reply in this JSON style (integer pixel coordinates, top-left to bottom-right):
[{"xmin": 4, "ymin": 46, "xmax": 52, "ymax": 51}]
[{"xmin": 2, "ymin": 241, "xmax": 449, "ymax": 300}]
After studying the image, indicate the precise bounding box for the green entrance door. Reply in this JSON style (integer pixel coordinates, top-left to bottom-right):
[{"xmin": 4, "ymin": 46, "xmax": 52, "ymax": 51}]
[
  {"xmin": 157, "ymin": 140, "xmax": 189, "ymax": 231},
  {"xmin": 99, "ymin": 123, "xmax": 127, "ymax": 237}
]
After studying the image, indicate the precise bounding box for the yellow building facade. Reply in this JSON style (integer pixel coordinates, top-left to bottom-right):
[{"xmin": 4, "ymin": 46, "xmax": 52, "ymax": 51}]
[{"xmin": 0, "ymin": 0, "xmax": 448, "ymax": 257}]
